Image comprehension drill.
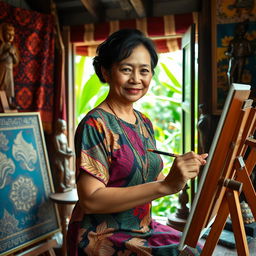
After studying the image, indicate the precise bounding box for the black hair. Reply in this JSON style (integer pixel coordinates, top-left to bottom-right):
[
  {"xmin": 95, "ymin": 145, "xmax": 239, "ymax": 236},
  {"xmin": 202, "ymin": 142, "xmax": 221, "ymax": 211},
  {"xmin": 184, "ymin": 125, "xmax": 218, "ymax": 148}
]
[{"xmin": 93, "ymin": 28, "xmax": 158, "ymax": 83}]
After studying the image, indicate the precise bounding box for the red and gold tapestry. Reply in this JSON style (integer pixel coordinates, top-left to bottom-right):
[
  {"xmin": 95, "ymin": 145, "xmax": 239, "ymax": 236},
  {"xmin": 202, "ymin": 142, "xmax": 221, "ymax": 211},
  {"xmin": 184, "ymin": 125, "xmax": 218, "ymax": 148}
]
[
  {"xmin": 71, "ymin": 13, "xmax": 197, "ymax": 56},
  {"xmin": 0, "ymin": 1, "xmax": 55, "ymax": 133}
]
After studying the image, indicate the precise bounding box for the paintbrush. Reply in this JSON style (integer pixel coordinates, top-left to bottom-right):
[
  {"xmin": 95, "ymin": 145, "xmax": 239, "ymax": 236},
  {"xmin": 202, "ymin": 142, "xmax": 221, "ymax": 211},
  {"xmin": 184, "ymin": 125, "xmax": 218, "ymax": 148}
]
[{"xmin": 147, "ymin": 149, "xmax": 179, "ymax": 157}]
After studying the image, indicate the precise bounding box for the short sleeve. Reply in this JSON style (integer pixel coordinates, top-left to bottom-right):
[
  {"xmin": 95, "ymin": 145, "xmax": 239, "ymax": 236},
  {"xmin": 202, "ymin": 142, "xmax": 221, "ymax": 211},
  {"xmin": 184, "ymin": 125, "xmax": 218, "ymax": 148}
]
[
  {"xmin": 138, "ymin": 111, "xmax": 156, "ymax": 146},
  {"xmin": 75, "ymin": 112, "xmax": 111, "ymax": 185}
]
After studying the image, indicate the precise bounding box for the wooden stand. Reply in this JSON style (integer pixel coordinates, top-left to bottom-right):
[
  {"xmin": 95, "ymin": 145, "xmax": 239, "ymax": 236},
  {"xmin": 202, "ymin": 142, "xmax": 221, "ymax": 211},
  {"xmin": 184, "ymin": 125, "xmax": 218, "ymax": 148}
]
[
  {"xmin": 168, "ymin": 185, "xmax": 189, "ymax": 231},
  {"xmin": 0, "ymin": 90, "xmax": 18, "ymax": 113},
  {"xmin": 49, "ymin": 188, "xmax": 78, "ymax": 256},
  {"xmin": 16, "ymin": 239, "xmax": 57, "ymax": 256},
  {"xmin": 201, "ymin": 106, "xmax": 256, "ymax": 255}
]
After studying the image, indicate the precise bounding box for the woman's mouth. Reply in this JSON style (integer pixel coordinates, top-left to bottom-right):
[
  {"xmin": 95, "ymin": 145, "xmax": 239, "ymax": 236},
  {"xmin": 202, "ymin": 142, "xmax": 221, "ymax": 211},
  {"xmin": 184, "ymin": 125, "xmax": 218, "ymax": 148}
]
[{"xmin": 125, "ymin": 88, "xmax": 142, "ymax": 94}]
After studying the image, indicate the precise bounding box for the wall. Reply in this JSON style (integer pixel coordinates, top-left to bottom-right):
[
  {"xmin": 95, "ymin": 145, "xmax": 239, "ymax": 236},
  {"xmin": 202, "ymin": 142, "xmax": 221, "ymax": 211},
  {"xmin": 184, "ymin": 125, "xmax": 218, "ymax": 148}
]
[{"xmin": 213, "ymin": 0, "xmax": 256, "ymax": 113}]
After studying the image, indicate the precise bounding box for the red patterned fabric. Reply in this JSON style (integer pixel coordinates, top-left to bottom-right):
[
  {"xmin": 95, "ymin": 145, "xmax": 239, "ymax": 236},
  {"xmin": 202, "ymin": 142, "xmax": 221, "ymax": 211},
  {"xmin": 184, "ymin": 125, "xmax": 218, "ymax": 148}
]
[
  {"xmin": 71, "ymin": 13, "xmax": 196, "ymax": 56},
  {"xmin": 0, "ymin": 1, "xmax": 55, "ymax": 133}
]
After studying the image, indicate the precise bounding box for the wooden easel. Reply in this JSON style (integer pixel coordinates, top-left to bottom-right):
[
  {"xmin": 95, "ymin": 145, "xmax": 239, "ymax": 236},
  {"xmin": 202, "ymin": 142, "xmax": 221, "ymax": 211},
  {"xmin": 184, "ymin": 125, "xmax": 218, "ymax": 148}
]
[
  {"xmin": 15, "ymin": 239, "xmax": 57, "ymax": 256},
  {"xmin": 201, "ymin": 104, "xmax": 256, "ymax": 255},
  {"xmin": 0, "ymin": 90, "xmax": 18, "ymax": 113}
]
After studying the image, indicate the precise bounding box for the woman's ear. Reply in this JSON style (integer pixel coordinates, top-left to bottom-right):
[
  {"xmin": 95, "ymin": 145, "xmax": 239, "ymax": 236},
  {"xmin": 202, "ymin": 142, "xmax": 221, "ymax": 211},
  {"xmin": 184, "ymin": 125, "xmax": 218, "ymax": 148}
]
[{"xmin": 101, "ymin": 67, "xmax": 110, "ymax": 83}]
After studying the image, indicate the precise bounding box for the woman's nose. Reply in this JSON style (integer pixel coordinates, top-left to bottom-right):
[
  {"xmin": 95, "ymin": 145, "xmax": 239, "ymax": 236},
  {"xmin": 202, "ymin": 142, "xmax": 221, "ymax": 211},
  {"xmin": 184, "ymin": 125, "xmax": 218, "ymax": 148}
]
[{"xmin": 129, "ymin": 71, "xmax": 140, "ymax": 83}]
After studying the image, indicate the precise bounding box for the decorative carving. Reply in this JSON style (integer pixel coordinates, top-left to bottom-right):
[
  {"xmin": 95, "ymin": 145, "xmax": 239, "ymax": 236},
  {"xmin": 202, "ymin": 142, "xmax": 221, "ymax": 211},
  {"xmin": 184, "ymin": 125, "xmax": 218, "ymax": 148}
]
[
  {"xmin": 175, "ymin": 184, "xmax": 190, "ymax": 220},
  {"xmin": 53, "ymin": 119, "xmax": 74, "ymax": 192},
  {"xmin": 0, "ymin": 23, "xmax": 19, "ymax": 109},
  {"xmin": 197, "ymin": 104, "xmax": 212, "ymax": 154},
  {"xmin": 225, "ymin": 20, "xmax": 252, "ymax": 87},
  {"xmin": 240, "ymin": 200, "xmax": 255, "ymax": 224}
]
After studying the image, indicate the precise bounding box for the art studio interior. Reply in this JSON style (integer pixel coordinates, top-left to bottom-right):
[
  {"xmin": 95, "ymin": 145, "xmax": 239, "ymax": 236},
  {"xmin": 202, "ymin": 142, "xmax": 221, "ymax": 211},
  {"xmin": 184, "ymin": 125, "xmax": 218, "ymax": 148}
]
[{"xmin": 0, "ymin": 0, "xmax": 256, "ymax": 255}]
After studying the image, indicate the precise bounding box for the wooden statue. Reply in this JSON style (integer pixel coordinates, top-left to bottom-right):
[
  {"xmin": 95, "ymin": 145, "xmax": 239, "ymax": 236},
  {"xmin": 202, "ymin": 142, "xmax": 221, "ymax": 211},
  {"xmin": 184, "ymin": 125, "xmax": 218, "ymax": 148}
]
[
  {"xmin": 0, "ymin": 23, "xmax": 19, "ymax": 109},
  {"xmin": 225, "ymin": 20, "xmax": 252, "ymax": 87},
  {"xmin": 197, "ymin": 104, "xmax": 212, "ymax": 153},
  {"xmin": 53, "ymin": 119, "xmax": 74, "ymax": 192}
]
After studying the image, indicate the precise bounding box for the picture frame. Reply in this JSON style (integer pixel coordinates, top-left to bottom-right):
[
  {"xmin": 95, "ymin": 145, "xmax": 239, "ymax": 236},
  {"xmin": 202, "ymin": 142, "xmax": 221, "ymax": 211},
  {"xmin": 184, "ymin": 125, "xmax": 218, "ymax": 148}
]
[
  {"xmin": 211, "ymin": 0, "xmax": 256, "ymax": 114},
  {"xmin": 211, "ymin": 0, "xmax": 231, "ymax": 115},
  {"xmin": 0, "ymin": 112, "xmax": 60, "ymax": 256},
  {"xmin": 211, "ymin": 0, "xmax": 219, "ymax": 114},
  {"xmin": 179, "ymin": 83, "xmax": 251, "ymax": 250}
]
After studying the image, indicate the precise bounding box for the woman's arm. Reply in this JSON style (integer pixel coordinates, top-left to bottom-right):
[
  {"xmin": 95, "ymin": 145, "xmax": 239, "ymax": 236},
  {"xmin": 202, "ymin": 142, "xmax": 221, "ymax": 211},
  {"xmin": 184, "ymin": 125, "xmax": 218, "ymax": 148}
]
[
  {"xmin": 77, "ymin": 152, "xmax": 208, "ymax": 214},
  {"xmin": 157, "ymin": 171, "xmax": 166, "ymax": 181}
]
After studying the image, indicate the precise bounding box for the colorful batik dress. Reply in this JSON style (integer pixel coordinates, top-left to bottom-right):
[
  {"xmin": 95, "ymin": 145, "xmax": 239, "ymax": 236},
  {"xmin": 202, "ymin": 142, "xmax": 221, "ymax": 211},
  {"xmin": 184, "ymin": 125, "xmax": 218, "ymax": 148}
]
[{"xmin": 67, "ymin": 108, "xmax": 201, "ymax": 256}]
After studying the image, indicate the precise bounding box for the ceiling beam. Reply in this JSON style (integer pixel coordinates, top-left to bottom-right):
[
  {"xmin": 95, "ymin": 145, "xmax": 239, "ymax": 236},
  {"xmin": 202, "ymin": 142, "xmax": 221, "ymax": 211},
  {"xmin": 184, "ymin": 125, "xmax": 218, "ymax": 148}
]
[
  {"xmin": 128, "ymin": 0, "xmax": 146, "ymax": 17},
  {"xmin": 80, "ymin": 0, "xmax": 99, "ymax": 18},
  {"xmin": 25, "ymin": 0, "xmax": 51, "ymax": 13}
]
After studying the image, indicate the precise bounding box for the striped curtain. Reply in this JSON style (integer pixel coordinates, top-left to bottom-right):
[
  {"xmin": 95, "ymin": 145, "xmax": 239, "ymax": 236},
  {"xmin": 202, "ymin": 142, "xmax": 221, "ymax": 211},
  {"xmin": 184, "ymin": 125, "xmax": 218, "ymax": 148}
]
[{"xmin": 70, "ymin": 13, "xmax": 198, "ymax": 56}]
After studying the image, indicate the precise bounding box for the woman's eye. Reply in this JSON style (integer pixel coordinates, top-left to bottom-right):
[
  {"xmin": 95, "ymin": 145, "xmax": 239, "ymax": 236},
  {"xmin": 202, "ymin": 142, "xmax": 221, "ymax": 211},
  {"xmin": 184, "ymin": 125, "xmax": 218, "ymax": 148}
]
[
  {"xmin": 141, "ymin": 69, "xmax": 150, "ymax": 74},
  {"xmin": 121, "ymin": 68, "xmax": 132, "ymax": 73}
]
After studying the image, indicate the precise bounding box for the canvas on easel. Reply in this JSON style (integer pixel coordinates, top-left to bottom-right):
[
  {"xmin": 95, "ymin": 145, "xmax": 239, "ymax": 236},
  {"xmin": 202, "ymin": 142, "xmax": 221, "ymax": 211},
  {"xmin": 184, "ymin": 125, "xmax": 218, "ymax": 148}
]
[{"xmin": 179, "ymin": 83, "xmax": 256, "ymax": 255}]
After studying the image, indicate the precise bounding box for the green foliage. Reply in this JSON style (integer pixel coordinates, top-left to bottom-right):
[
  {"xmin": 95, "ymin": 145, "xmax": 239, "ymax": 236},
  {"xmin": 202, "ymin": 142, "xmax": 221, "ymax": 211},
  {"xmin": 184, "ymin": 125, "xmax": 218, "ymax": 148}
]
[
  {"xmin": 152, "ymin": 193, "xmax": 179, "ymax": 217},
  {"xmin": 75, "ymin": 56, "xmax": 109, "ymax": 124},
  {"xmin": 75, "ymin": 53, "xmax": 182, "ymax": 217}
]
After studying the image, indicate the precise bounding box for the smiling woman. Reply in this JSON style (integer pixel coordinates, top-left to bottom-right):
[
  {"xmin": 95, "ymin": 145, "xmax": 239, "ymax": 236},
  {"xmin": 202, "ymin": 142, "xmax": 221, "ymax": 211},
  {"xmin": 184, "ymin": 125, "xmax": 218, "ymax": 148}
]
[
  {"xmin": 75, "ymin": 46, "xmax": 183, "ymax": 220},
  {"xmin": 68, "ymin": 28, "xmax": 206, "ymax": 256}
]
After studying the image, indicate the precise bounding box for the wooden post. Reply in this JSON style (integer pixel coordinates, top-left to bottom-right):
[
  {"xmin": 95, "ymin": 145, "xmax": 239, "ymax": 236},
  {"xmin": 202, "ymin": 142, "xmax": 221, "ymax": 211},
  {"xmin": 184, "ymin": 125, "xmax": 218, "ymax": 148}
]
[{"xmin": 0, "ymin": 90, "xmax": 17, "ymax": 113}]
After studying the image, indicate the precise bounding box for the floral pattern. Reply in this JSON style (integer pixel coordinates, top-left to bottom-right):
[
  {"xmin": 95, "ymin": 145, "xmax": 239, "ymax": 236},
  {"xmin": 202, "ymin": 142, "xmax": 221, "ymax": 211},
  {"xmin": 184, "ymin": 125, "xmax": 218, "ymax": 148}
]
[
  {"xmin": 67, "ymin": 108, "xmax": 201, "ymax": 255},
  {"xmin": 10, "ymin": 176, "xmax": 37, "ymax": 212},
  {"xmin": 0, "ymin": 209, "xmax": 20, "ymax": 238},
  {"xmin": 0, "ymin": 1, "xmax": 55, "ymax": 133}
]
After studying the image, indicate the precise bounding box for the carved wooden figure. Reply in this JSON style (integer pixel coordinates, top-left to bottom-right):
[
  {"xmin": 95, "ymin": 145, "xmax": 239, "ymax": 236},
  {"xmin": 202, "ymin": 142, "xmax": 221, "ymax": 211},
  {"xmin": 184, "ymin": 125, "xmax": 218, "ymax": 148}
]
[
  {"xmin": 0, "ymin": 23, "xmax": 19, "ymax": 109},
  {"xmin": 225, "ymin": 20, "xmax": 252, "ymax": 86},
  {"xmin": 197, "ymin": 104, "xmax": 212, "ymax": 154},
  {"xmin": 53, "ymin": 119, "xmax": 74, "ymax": 192}
]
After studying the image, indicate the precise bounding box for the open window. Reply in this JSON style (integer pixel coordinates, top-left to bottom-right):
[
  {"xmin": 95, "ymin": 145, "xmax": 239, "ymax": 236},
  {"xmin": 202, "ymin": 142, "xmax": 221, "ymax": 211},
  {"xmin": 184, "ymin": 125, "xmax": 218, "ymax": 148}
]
[{"xmin": 181, "ymin": 24, "xmax": 198, "ymax": 201}]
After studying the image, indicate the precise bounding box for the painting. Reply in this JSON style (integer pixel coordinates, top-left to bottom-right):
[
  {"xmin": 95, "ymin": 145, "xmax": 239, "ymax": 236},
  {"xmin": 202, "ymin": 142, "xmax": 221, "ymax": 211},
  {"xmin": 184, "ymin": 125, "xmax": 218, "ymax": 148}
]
[
  {"xmin": 179, "ymin": 83, "xmax": 251, "ymax": 251},
  {"xmin": 0, "ymin": 112, "xmax": 60, "ymax": 255},
  {"xmin": 212, "ymin": 0, "xmax": 256, "ymax": 114}
]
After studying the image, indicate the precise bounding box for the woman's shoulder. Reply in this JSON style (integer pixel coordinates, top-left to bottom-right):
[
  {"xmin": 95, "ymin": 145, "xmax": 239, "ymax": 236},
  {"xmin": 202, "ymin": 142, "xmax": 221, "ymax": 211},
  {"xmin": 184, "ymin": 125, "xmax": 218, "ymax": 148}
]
[
  {"xmin": 79, "ymin": 108, "xmax": 107, "ymax": 121},
  {"xmin": 76, "ymin": 108, "xmax": 114, "ymax": 131},
  {"xmin": 74, "ymin": 108, "xmax": 111, "ymax": 153},
  {"xmin": 134, "ymin": 109, "xmax": 153, "ymax": 127}
]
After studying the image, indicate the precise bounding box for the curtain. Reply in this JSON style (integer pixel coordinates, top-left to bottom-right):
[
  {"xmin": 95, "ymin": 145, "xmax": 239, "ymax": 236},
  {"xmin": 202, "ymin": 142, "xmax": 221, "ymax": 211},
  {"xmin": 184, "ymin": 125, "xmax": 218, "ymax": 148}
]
[
  {"xmin": 0, "ymin": 1, "xmax": 56, "ymax": 133},
  {"xmin": 70, "ymin": 13, "xmax": 198, "ymax": 56}
]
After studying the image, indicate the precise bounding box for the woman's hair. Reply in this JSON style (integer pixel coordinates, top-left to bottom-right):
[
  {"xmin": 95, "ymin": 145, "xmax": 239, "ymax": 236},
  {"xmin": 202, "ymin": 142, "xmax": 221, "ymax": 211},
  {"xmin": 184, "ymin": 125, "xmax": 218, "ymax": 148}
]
[{"xmin": 93, "ymin": 29, "xmax": 158, "ymax": 83}]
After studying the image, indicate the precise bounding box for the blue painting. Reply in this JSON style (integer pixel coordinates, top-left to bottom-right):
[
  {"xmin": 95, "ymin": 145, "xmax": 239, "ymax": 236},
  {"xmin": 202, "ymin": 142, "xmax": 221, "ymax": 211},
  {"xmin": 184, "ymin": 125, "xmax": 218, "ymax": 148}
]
[{"xmin": 0, "ymin": 113, "xmax": 60, "ymax": 255}]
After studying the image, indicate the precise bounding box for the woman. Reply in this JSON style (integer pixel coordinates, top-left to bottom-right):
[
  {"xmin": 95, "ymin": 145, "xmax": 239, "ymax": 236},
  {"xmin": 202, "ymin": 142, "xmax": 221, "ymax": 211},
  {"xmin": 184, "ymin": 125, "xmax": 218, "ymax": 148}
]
[{"xmin": 67, "ymin": 28, "xmax": 207, "ymax": 256}]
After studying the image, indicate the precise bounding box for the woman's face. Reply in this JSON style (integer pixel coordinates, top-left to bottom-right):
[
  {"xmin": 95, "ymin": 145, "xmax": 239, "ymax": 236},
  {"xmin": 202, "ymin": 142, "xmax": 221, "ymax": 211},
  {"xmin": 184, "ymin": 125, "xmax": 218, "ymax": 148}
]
[{"xmin": 104, "ymin": 44, "xmax": 153, "ymax": 105}]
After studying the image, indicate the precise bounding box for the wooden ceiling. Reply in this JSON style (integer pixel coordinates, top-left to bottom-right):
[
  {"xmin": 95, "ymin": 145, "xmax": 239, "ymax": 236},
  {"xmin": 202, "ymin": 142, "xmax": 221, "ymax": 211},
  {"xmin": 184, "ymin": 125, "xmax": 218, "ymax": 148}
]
[{"xmin": 26, "ymin": 0, "xmax": 201, "ymax": 26}]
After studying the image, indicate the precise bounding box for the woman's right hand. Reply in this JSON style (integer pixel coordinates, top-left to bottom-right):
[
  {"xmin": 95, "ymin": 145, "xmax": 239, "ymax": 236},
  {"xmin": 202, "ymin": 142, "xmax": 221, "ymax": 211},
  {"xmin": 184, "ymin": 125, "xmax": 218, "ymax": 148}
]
[{"xmin": 162, "ymin": 152, "xmax": 208, "ymax": 195}]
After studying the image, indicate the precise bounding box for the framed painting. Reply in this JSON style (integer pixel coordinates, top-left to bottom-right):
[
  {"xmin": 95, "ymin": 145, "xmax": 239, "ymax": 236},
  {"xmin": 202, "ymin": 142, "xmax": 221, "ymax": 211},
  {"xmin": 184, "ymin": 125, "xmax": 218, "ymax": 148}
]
[
  {"xmin": 0, "ymin": 112, "xmax": 60, "ymax": 255},
  {"xmin": 212, "ymin": 0, "xmax": 256, "ymax": 114}
]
